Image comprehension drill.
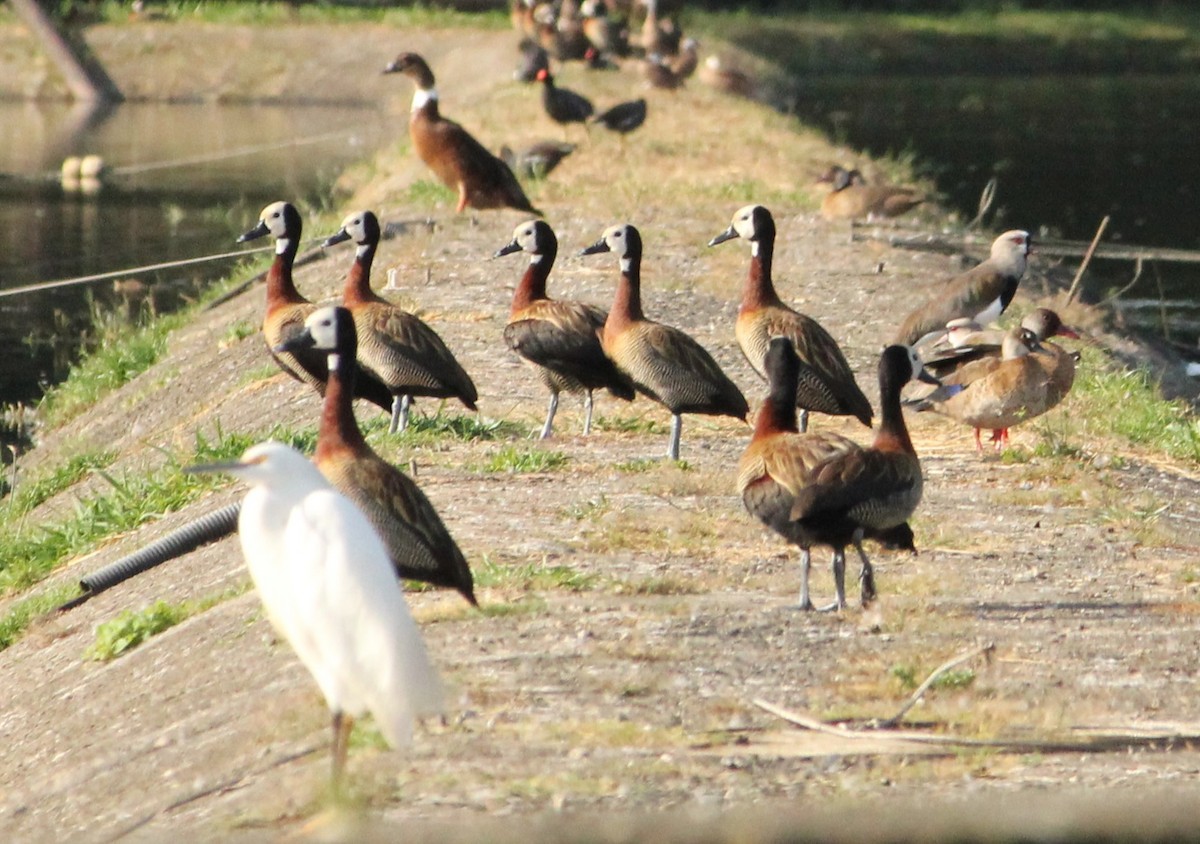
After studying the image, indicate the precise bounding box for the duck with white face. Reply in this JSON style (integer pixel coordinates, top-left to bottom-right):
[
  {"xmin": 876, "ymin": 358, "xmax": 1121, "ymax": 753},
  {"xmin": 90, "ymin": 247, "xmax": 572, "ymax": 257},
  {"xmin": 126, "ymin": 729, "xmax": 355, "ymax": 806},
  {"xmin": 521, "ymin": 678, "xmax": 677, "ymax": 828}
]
[{"xmin": 580, "ymin": 222, "xmax": 748, "ymax": 461}]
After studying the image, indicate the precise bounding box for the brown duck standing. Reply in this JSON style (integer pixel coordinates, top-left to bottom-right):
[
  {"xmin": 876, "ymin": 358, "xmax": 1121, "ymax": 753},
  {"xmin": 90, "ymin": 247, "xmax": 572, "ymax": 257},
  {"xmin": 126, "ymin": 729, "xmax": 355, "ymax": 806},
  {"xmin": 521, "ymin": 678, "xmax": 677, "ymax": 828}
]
[
  {"xmin": 580, "ymin": 223, "xmax": 748, "ymax": 460},
  {"xmin": 383, "ymin": 52, "xmax": 542, "ymax": 216},
  {"xmin": 323, "ymin": 209, "xmax": 478, "ymax": 434},
  {"xmin": 237, "ymin": 201, "xmax": 391, "ymax": 412},
  {"xmin": 909, "ymin": 323, "xmax": 1076, "ymax": 452},
  {"xmin": 277, "ymin": 306, "xmax": 477, "ymax": 604},
  {"xmin": 891, "ymin": 229, "xmax": 1032, "ymax": 348},
  {"xmin": 495, "ymin": 219, "xmax": 635, "ymax": 438},
  {"xmin": 709, "ymin": 204, "xmax": 873, "ymax": 432},
  {"xmin": 817, "ymin": 165, "xmax": 925, "ymax": 222},
  {"xmin": 922, "ymin": 307, "xmax": 1080, "ymax": 380},
  {"xmin": 739, "ymin": 339, "xmax": 933, "ymax": 610}
]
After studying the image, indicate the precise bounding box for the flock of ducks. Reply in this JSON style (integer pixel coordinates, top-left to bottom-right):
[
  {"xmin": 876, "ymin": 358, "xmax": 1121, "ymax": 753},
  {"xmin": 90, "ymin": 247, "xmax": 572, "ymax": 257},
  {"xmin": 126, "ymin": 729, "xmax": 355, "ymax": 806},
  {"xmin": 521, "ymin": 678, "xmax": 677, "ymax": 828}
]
[{"xmin": 141, "ymin": 22, "xmax": 1082, "ymax": 790}]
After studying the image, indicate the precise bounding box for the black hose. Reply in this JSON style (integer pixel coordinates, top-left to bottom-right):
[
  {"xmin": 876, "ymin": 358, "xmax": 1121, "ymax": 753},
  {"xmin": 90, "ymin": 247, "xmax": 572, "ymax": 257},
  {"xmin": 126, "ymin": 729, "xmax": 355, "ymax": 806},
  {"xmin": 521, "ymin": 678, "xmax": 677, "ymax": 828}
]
[{"xmin": 57, "ymin": 502, "xmax": 241, "ymax": 612}]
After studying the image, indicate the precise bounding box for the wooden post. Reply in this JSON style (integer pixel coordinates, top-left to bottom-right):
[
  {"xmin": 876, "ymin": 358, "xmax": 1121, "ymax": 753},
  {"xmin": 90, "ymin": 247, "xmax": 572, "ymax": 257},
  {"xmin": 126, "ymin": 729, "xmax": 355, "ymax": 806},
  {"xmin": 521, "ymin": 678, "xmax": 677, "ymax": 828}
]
[{"xmin": 8, "ymin": 0, "xmax": 122, "ymax": 102}]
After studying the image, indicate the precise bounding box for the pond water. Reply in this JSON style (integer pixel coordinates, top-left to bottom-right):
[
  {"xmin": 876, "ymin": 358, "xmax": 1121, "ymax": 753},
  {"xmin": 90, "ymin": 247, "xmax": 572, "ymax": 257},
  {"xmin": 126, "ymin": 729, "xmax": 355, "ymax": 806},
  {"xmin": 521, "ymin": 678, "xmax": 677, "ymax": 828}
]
[
  {"xmin": 786, "ymin": 73, "xmax": 1200, "ymax": 352},
  {"xmin": 0, "ymin": 100, "xmax": 391, "ymax": 405},
  {"xmin": 4, "ymin": 73, "xmax": 1200, "ymax": 412}
]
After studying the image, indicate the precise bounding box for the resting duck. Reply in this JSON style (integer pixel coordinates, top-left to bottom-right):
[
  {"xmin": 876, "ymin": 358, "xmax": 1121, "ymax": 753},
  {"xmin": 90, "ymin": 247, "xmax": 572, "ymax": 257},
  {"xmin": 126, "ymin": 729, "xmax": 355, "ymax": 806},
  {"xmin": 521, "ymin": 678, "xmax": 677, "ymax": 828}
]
[
  {"xmin": 909, "ymin": 323, "xmax": 1076, "ymax": 451},
  {"xmin": 383, "ymin": 52, "xmax": 542, "ymax": 216},
  {"xmin": 323, "ymin": 210, "xmax": 478, "ymax": 433},
  {"xmin": 237, "ymin": 201, "xmax": 391, "ymax": 412},
  {"xmin": 580, "ymin": 223, "xmax": 749, "ymax": 460},
  {"xmin": 495, "ymin": 219, "xmax": 635, "ymax": 438},
  {"xmin": 500, "ymin": 140, "xmax": 576, "ymax": 180},
  {"xmin": 739, "ymin": 339, "xmax": 932, "ymax": 610},
  {"xmin": 817, "ymin": 165, "xmax": 925, "ymax": 222},
  {"xmin": 923, "ymin": 308, "xmax": 1080, "ymax": 380},
  {"xmin": 892, "ymin": 229, "xmax": 1032, "ymax": 348},
  {"xmin": 709, "ymin": 204, "xmax": 873, "ymax": 432}
]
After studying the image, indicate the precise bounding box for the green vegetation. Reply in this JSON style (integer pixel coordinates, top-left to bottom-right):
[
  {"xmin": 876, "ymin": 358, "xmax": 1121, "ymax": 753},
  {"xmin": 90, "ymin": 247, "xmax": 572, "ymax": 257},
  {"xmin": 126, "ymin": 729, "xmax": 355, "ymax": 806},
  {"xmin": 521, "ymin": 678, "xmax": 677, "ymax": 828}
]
[
  {"xmin": 71, "ymin": 0, "xmax": 509, "ymax": 28},
  {"xmin": 395, "ymin": 411, "xmax": 524, "ymax": 445},
  {"xmin": 890, "ymin": 663, "xmax": 976, "ymax": 692},
  {"xmin": 693, "ymin": 8, "xmax": 1200, "ymax": 77},
  {"xmin": 475, "ymin": 445, "xmax": 568, "ymax": 474},
  {"xmin": 6, "ymin": 448, "xmax": 115, "ymax": 513},
  {"xmin": 0, "ymin": 425, "xmax": 312, "ymax": 596},
  {"xmin": 475, "ymin": 556, "xmax": 598, "ymax": 593},
  {"xmin": 0, "ymin": 585, "xmax": 78, "ymax": 652},
  {"xmin": 85, "ymin": 585, "xmax": 249, "ymax": 661}
]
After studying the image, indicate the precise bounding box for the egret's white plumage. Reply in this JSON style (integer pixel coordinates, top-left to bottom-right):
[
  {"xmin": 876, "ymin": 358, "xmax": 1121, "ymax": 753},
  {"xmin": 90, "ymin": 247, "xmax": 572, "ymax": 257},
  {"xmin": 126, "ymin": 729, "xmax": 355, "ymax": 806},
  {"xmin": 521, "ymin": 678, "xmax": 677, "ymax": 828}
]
[{"xmin": 190, "ymin": 441, "xmax": 444, "ymax": 784}]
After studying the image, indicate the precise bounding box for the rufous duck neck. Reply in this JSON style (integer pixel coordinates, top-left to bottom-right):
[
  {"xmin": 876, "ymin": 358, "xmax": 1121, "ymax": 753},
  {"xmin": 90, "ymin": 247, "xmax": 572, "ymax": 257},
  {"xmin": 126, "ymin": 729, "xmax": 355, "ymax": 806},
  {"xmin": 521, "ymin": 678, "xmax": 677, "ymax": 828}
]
[
  {"xmin": 511, "ymin": 246, "xmax": 557, "ymax": 314},
  {"xmin": 342, "ymin": 243, "xmax": 380, "ymax": 306},
  {"xmin": 316, "ymin": 351, "xmax": 368, "ymax": 460},
  {"xmin": 608, "ymin": 255, "xmax": 645, "ymax": 328},
  {"xmin": 265, "ymin": 237, "xmax": 304, "ymax": 310},
  {"xmin": 742, "ymin": 237, "xmax": 780, "ymax": 312},
  {"xmin": 874, "ymin": 369, "xmax": 916, "ymax": 455},
  {"xmin": 752, "ymin": 388, "xmax": 798, "ymax": 439}
]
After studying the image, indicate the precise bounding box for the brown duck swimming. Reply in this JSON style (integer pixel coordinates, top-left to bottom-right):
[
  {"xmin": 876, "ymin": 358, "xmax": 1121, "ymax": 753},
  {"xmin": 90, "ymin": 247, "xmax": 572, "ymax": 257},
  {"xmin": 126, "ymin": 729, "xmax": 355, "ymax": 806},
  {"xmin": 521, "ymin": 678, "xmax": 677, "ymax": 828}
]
[
  {"xmin": 892, "ymin": 229, "xmax": 1032, "ymax": 348},
  {"xmin": 709, "ymin": 204, "xmax": 873, "ymax": 432},
  {"xmin": 495, "ymin": 219, "xmax": 635, "ymax": 438},
  {"xmin": 739, "ymin": 339, "xmax": 933, "ymax": 610},
  {"xmin": 383, "ymin": 52, "xmax": 542, "ymax": 216},
  {"xmin": 323, "ymin": 209, "xmax": 478, "ymax": 434},
  {"xmin": 277, "ymin": 306, "xmax": 477, "ymax": 604},
  {"xmin": 910, "ymin": 323, "xmax": 1076, "ymax": 452},
  {"xmin": 580, "ymin": 223, "xmax": 748, "ymax": 460},
  {"xmin": 237, "ymin": 201, "xmax": 391, "ymax": 412}
]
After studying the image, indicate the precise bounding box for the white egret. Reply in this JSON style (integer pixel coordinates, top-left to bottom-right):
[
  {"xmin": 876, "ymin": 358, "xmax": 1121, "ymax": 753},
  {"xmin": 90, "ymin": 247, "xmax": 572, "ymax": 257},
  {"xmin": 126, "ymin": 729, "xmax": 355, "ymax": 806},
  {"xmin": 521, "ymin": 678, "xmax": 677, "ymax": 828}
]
[{"xmin": 187, "ymin": 441, "xmax": 444, "ymax": 789}]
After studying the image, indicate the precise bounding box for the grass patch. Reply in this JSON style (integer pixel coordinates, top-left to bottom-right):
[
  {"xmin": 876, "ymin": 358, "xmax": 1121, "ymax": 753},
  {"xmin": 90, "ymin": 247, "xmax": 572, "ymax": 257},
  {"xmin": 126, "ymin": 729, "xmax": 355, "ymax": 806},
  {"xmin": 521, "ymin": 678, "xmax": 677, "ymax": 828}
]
[
  {"xmin": 593, "ymin": 415, "xmax": 669, "ymax": 436},
  {"xmin": 391, "ymin": 411, "xmax": 523, "ymax": 447},
  {"xmin": 84, "ymin": 584, "xmax": 249, "ymax": 662},
  {"xmin": 475, "ymin": 556, "xmax": 597, "ymax": 593},
  {"xmin": 5, "ymin": 448, "xmax": 116, "ymax": 513},
  {"xmin": 0, "ymin": 424, "xmax": 313, "ymax": 597},
  {"xmin": 1067, "ymin": 349, "xmax": 1200, "ymax": 463},
  {"xmin": 475, "ymin": 445, "xmax": 568, "ymax": 474},
  {"xmin": 405, "ymin": 179, "xmax": 457, "ymax": 209},
  {"xmin": 0, "ymin": 584, "xmax": 78, "ymax": 652},
  {"xmin": 84, "ymin": 0, "xmax": 508, "ymax": 28}
]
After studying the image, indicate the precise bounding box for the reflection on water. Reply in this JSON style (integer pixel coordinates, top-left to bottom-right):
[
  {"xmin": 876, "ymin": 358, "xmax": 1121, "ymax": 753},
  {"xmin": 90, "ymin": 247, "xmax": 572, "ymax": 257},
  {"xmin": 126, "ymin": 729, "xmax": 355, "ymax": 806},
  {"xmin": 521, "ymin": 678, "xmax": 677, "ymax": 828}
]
[
  {"xmin": 788, "ymin": 74, "xmax": 1200, "ymax": 350},
  {"xmin": 0, "ymin": 100, "xmax": 389, "ymax": 404}
]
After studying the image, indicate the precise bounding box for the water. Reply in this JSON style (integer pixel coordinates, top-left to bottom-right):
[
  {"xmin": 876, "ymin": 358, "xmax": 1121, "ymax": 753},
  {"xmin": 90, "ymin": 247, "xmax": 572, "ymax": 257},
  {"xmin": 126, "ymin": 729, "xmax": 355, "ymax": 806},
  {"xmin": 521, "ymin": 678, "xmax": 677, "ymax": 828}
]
[
  {"xmin": 786, "ymin": 74, "xmax": 1200, "ymax": 351},
  {"xmin": 0, "ymin": 100, "xmax": 390, "ymax": 405}
]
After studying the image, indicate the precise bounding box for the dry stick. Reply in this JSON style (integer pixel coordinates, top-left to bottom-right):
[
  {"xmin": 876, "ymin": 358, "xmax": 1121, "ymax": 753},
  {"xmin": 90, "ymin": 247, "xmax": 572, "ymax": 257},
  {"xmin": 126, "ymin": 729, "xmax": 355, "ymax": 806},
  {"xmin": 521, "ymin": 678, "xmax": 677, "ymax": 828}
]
[
  {"xmin": 751, "ymin": 697, "xmax": 1200, "ymax": 753},
  {"xmin": 1099, "ymin": 255, "xmax": 1145, "ymax": 305},
  {"xmin": 876, "ymin": 641, "xmax": 995, "ymax": 728},
  {"xmin": 966, "ymin": 177, "xmax": 998, "ymax": 230},
  {"xmin": 1154, "ymin": 261, "xmax": 1172, "ymax": 343},
  {"xmin": 1064, "ymin": 215, "xmax": 1110, "ymax": 306}
]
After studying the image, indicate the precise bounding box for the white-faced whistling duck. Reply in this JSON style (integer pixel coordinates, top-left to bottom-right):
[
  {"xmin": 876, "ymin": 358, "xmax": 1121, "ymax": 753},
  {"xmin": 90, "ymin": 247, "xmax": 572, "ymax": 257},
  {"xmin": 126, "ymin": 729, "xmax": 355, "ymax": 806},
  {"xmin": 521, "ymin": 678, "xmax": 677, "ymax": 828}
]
[
  {"xmin": 495, "ymin": 219, "xmax": 635, "ymax": 438},
  {"xmin": 580, "ymin": 223, "xmax": 748, "ymax": 460},
  {"xmin": 237, "ymin": 201, "xmax": 391, "ymax": 412},
  {"xmin": 908, "ymin": 322, "xmax": 1076, "ymax": 452},
  {"xmin": 892, "ymin": 229, "xmax": 1032, "ymax": 348},
  {"xmin": 739, "ymin": 338, "xmax": 935, "ymax": 610},
  {"xmin": 323, "ymin": 210, "xmax": 478, "ymax": 434},
  {"xmin": 383, "ymin": 52, "xmax": 542, "ymax": 217},
  {"xmin": 709, "ymin": 204, "xmax": 873, "ymax": 433},
  {"xmin": 276, "ymin": 306, "xmax": 477, "ymax": 605}
]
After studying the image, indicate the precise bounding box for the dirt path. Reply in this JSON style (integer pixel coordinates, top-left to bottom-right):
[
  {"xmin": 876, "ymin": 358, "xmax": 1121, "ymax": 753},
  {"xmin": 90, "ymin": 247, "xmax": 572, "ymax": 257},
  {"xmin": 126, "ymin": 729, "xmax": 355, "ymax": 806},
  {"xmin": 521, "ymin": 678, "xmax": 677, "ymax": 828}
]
[{"xmin": 3, "ymin": 23, "xmax": 1200, "ymax": 843}]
